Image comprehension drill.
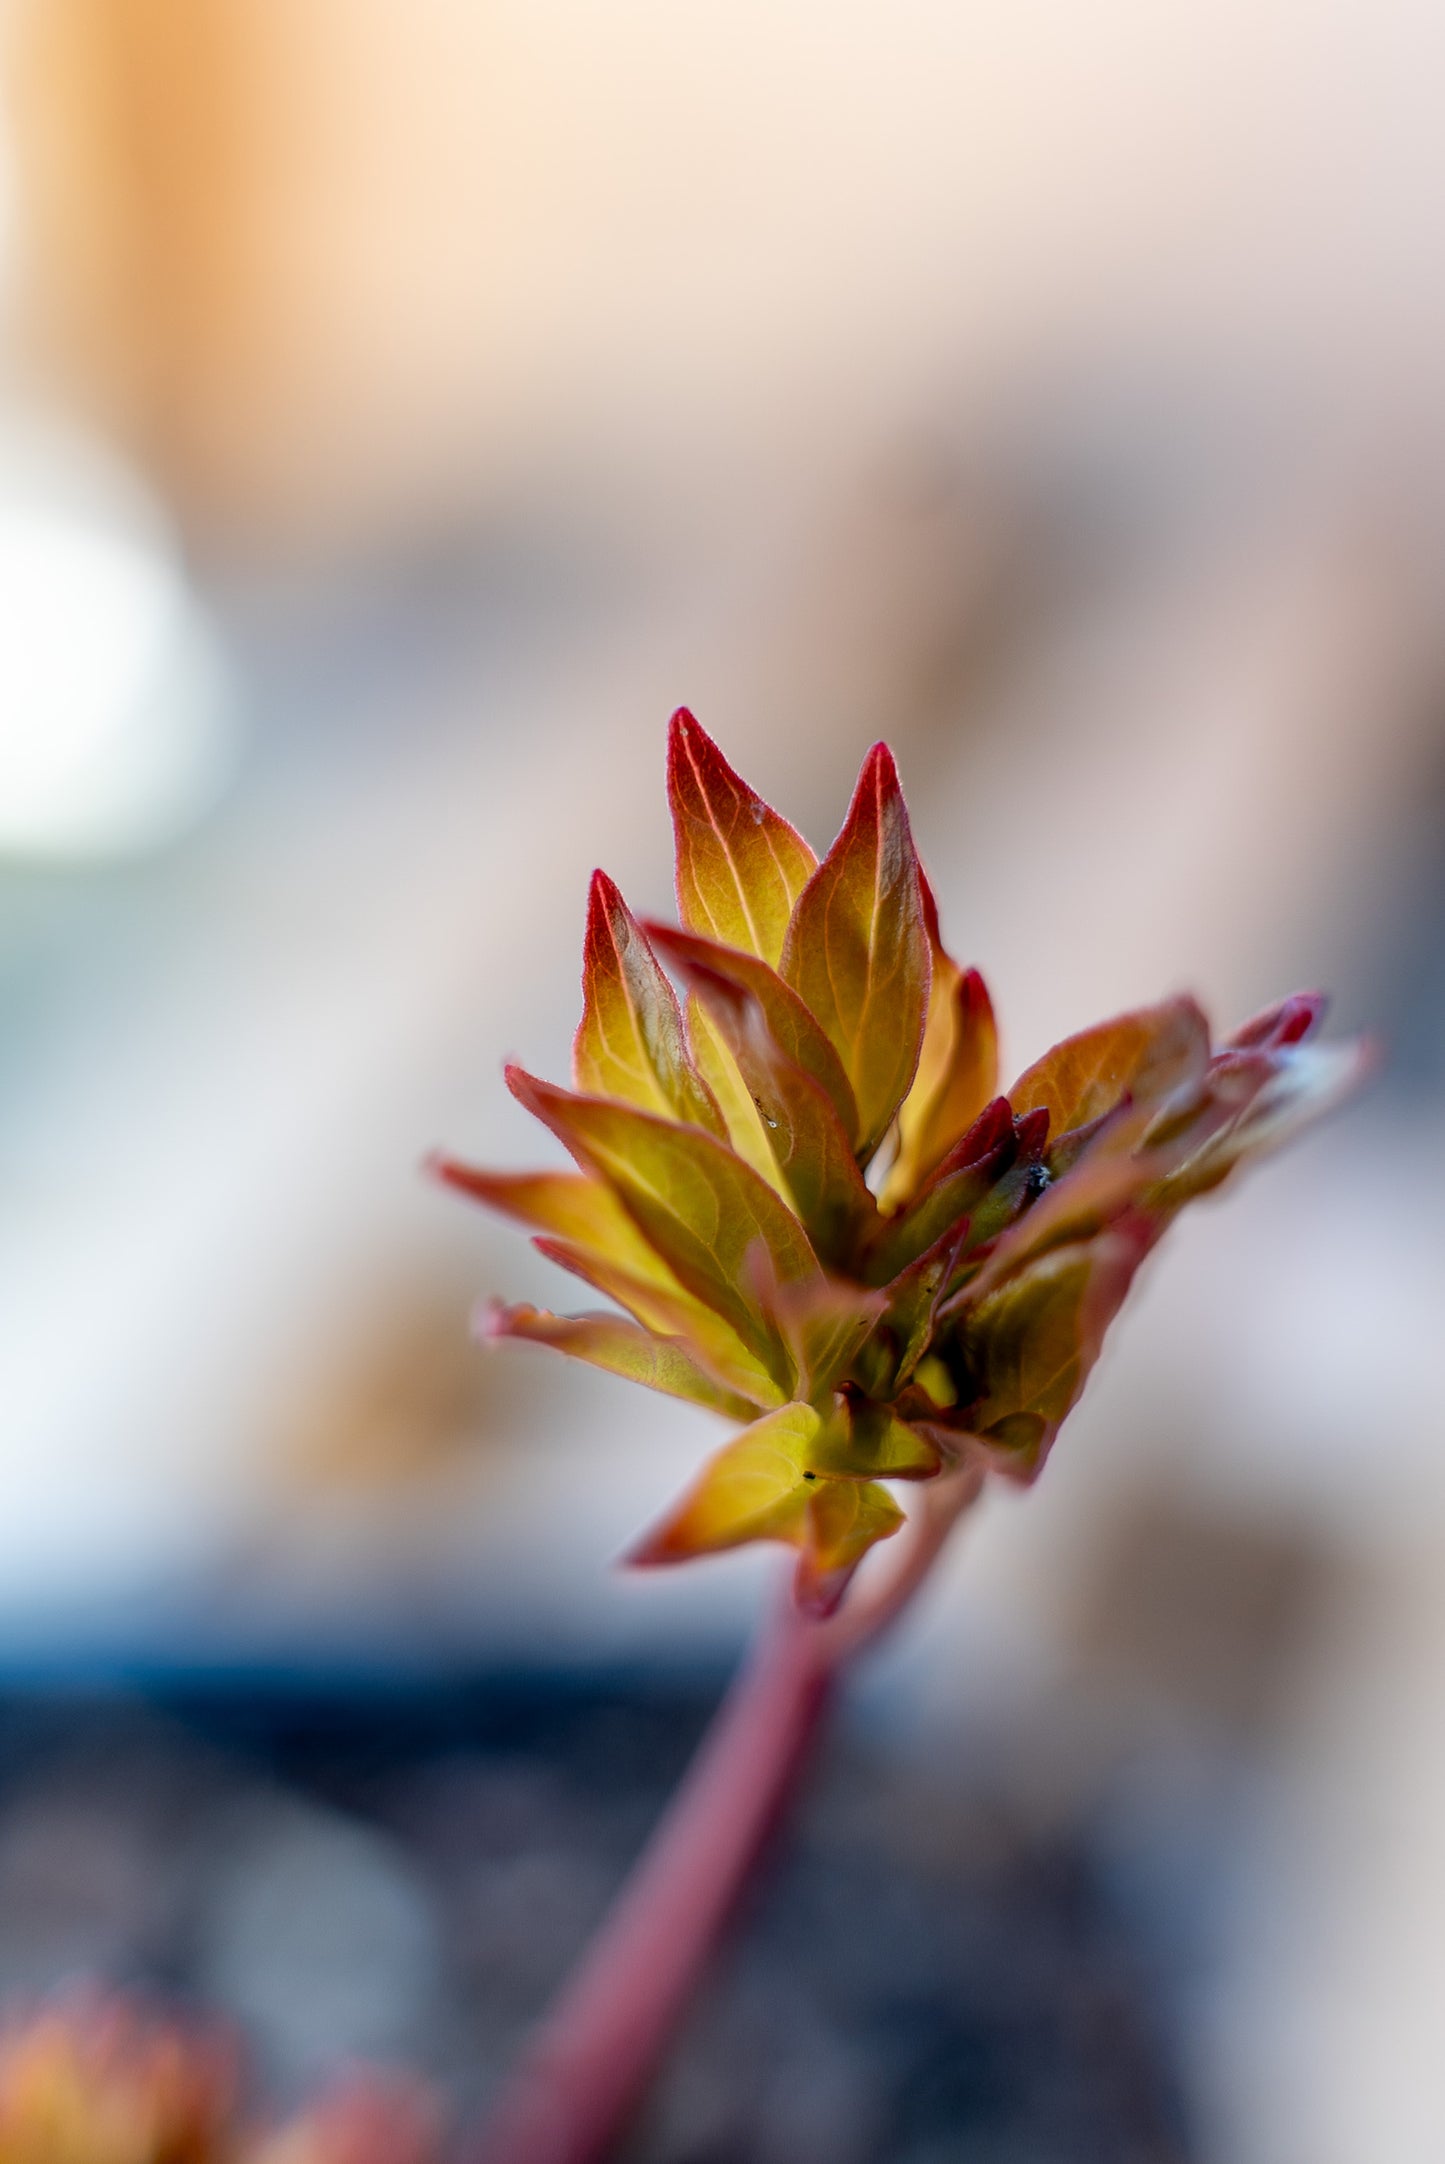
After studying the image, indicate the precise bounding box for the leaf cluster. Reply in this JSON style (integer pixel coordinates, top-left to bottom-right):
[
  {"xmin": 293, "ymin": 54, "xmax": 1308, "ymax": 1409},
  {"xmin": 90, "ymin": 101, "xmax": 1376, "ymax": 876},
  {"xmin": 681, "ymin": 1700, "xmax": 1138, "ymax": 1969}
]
[{"xmin": 441, "ymin": 712, "xmax": 1367, "ymax": 1603}]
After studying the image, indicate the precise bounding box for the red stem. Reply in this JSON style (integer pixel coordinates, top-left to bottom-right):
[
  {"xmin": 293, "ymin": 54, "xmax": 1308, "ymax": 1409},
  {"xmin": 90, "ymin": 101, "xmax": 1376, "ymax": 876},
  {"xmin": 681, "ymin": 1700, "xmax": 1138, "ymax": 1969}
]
[
  {"xmin": 471, "ymin": 1591, "xmax": 832, "ymax": 2164},
  {"xmin": 470, "ymin": 1468, "xmax": 981, "ymax": 2164}
]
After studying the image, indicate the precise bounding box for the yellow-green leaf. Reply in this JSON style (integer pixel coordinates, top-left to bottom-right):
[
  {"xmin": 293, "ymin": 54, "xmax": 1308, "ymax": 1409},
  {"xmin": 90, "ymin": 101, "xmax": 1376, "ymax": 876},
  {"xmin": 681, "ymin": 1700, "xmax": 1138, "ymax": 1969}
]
[
  {"xmin": 800, "ymin": 1478, "xmax": 904, "ymax": 1580},
  {"xmin": 629, "ymin": 1401, "xmax": 905, "ymax": 1578},
  {"xmin": 886, "ymin": 941, "xmax": 998, "ymax": 1206},
  {"xmin": 758, "ymin": 1269, "xmax": 886, "ymax": 1400},
  {"xmin": 650, "ymin": 923, "xmax": 860, "ymax": 1142},
  {"xmin": 533, "ymin": 1236, "xmax": 786, "ymax": 1408},
  {"xmin": 686, "ymin": 996, "xmax": 787, "ymax": 1191},
  {"xmin": 488, "ymin": 1303, "xmax": 760, "ymax": 1420},
  {"xmin": 668, "ymin": 708, "xmax": 817, "ymax": 966},
  {"xmin": 573, "ymin": 870, "xmax": 724, "ymax": 1133},
  {"xmin": 508, "ymin": 1067, "xmax": 821, "ymax": 1381},
  {"xmin": 431, "ymin": 1160, "xmax": 677, "ymax": 1289},
  {"xmin": 780, "ymin": 743, "xmax": 930, "ymax": 1159},
  {"xmin": 629, "ymin": 1402, "xmax": 821, "ymax": 1562},
  {"xmin": 679, "ymin": 967, "xmax": 876, "ymax": 1268}
]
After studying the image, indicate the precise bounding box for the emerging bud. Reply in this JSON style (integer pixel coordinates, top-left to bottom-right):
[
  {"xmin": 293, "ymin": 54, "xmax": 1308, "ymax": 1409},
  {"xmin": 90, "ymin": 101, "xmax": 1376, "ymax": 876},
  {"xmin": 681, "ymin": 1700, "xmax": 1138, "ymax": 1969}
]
[{"xmin": 440, "ymin": 712, "xmax": 1369, "ymax": 1602}]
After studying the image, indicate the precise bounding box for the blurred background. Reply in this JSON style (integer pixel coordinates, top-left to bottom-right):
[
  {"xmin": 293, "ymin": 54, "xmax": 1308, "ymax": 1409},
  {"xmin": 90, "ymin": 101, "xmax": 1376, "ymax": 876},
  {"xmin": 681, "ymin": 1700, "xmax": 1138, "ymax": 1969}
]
[{"xmin": 1, "ymin": 2, "xmax": 1442, "ymax": 2157}]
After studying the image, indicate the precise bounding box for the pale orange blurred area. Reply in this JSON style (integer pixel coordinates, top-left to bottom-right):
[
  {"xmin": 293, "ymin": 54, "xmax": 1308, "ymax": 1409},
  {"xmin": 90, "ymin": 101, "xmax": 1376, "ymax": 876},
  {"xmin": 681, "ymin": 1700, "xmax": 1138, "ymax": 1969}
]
[
  {"xmin": 3, "ymin": 4, "xmax": 1445, "ymax": 2159},
  {"xmin": 6, "ymin": 0, "xmax": 1445, "ymax": 549}
]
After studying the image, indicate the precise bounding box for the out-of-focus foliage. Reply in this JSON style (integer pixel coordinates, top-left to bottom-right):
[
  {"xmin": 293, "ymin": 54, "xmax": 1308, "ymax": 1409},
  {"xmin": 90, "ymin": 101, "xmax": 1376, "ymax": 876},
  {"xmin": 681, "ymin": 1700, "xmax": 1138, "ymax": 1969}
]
[
  {"xmin": 441, "ymin": 714, "xmax": 1367, "ymax": 1602},
  {"xmin": 0, "ymin": 1999, "xmax": 439, "ymax": 2164}
]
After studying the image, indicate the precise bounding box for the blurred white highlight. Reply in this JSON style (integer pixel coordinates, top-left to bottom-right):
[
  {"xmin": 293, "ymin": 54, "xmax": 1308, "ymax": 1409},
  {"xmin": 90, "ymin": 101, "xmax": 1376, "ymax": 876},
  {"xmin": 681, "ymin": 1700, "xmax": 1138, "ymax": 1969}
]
[{"xmin": 0, "ymin": 422, "xmax": 234, "ymax": 858}]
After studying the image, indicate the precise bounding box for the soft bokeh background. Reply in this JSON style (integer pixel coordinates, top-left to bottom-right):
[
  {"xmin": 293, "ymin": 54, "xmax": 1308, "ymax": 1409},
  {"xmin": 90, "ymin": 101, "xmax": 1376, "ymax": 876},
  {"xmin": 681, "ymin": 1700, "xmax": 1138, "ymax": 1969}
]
[{"xmin": 2, "ymin": 4, "xmax": 1443, "ymax": 2157}]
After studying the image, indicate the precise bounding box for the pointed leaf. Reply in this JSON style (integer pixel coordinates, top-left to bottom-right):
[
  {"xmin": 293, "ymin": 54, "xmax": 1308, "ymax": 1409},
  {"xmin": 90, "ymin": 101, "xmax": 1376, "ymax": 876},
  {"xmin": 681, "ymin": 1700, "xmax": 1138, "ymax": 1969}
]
[
  {"xmin": 630, "ymin": 1403, "xmax": 821, "ymax": 1561},
  {"xmin": 668, "ymin": 708, "xmax": 817, "ymax": 965},
  {"xmin": 508, "ymin": 1067, "xmax": 820, "ymax": 1380},
  {"xmin": 781, "ymin": 743, "xmax": 930, "ymax": 1157},
  {"xmin": 431, "ymin": 1159, "xmax": 680, "ymax": 1292},
  {"xmin": 681, "ymin": 965, "xmax": 876, "ymax": 1267},
  {"xmin": 487, "ymin": 1303, "xmax": 760, "ymax": 1420},
  {"xmin": 532, "ymin": 1237, "xmax": 786, "ymax": 1407},
  {"xmin": 1227, "ymin": 990, "xmax": 1327, "ymax": 1051},
  {"xmin": 1009, "ymin": 997, "xmax": 1210, "ymax": 1138},
  {"xmin": 437, "ymin": 1153, "xmax": 786, "ymax": 1401},
  {"xmin": 884, "ymin": 874, "xmax": 998, "ymax": 1204},
  {"xmin": 630, "ymin": 1402, "xmax": 904, "ymax": 1579},
  {"xmin": 649, "ymin": 923, "xmax": 860, "ymax": 1141},
  {"xmin": 573, "ymin": 872, "xmax": 724, "ymax": 1133}
]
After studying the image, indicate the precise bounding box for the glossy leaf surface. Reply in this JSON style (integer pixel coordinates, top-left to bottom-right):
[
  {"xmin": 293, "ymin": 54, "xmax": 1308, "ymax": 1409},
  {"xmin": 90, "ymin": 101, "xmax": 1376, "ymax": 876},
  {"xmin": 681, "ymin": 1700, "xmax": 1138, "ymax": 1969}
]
[{"xmin": 630, "ymin": 1403, "xmax": 823, "ymax": 1561}]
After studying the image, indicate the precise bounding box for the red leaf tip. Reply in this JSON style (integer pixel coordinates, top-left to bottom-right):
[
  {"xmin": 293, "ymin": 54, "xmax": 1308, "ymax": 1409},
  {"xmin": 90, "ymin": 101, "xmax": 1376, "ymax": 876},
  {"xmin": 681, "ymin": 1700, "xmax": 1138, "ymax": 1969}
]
[
  {"xmin": 503, "ymin": 1061, "xmax": 534, "ymax": 1108},
  {"xmin": 473, "ymin": 1296, "xmax": 509, "ymax": 1344}
]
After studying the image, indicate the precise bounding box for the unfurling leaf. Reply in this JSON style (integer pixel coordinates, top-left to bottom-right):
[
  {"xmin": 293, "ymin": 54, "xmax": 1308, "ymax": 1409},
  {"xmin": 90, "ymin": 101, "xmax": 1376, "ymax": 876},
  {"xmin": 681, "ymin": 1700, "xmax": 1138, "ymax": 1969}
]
[
  {"xmin": 1149, "ymin": 1035, "xmax": 1373, "ymax": 1207},
  {"xmin": 668, "ymin": 708, "xmax": 816, "ymax": 965},
  {"xmin": 800, "ymin": 1478, "xmax": 904, "ymax": 1581},
  {"xmin": 573, "ymin": 870, "xmax": 724, "ymax": 1133},
  {"xmin": 781, "ymin": 743, "xmax": 931, "ymax": 1158},
  {"xmin": 1227, "ymin": 991, "xmax": 1326, "ymax": 1050}
]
